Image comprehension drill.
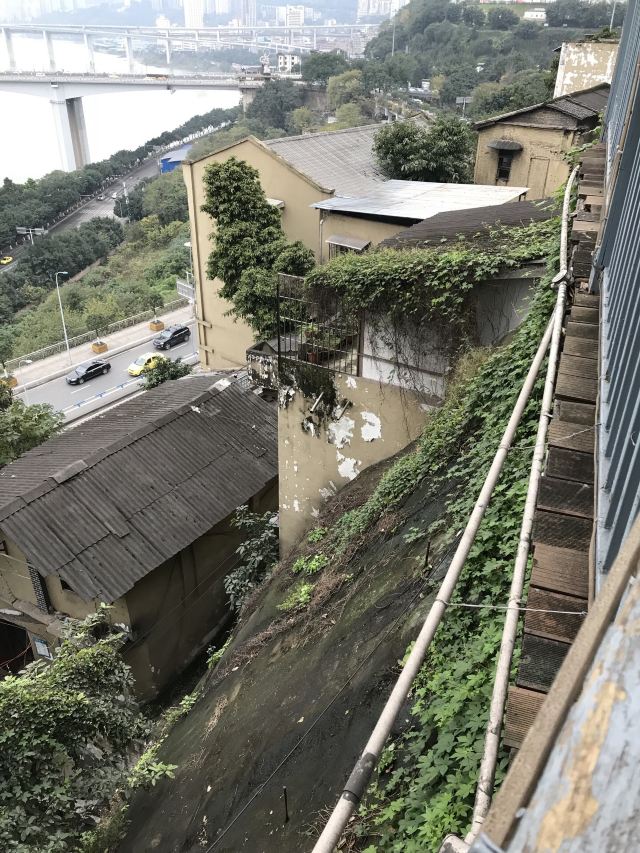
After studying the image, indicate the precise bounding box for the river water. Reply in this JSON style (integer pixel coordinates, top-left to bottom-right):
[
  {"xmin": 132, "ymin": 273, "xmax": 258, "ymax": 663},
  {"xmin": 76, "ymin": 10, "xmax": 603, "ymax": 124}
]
[{"xmin": 0, "ymin": 34, "xmax": 240, "ymax": 182}]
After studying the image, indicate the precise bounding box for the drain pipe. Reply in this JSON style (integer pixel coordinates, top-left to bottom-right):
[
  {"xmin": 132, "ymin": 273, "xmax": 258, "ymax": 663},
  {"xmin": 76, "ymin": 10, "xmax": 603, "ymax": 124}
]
[
  {"xmin": 461, "ymin": 165, "xmax": 580, "ymax": 848},
  {"xmin": 312, "ymin": 314, "xmax": 556, "ymax": 853}
]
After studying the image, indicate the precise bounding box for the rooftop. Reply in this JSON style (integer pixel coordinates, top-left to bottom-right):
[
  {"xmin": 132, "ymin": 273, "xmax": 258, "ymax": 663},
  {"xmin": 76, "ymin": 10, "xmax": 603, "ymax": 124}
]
[
  {"xmin": 475, "ymin": 83, "xmax": 609, "ymax": 130},
  {"xmin": 312, "ymin": 180, "xmax": 529, "ymax": 223},
  {"xmin": 160, "ymin": 144, "xmax": 192, "ymax": 163},
  {"xmin": 0, "ymin": 375, "xmax": 277, "ymax": 603},
  {"xmin": 264, "ymin": 123, "xmax": 385, "ymax": 197},
  {"xmin": 380, "ymin": 198, "xmax": 558, "ymax": 249}
]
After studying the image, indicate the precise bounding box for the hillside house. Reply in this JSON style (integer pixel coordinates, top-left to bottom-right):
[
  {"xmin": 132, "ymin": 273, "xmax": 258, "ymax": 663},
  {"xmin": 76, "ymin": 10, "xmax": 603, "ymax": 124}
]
[
  {"xmin": 183, "ymin": 125, "xmax": 526, "ymax": 373},
  {"xmin": 474, "ymin": 84, "xmax": 609, "ymax": 199},
  {"xmin": 0, "ymin": 375, "xmax": 277, "ymax": 699}
]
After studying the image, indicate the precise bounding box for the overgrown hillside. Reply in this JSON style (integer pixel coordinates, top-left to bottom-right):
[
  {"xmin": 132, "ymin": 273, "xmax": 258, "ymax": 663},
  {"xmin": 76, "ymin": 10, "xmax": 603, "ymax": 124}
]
[{"xmin": 117, "ymin": 223, "xmax": 560, "ymax": 852}]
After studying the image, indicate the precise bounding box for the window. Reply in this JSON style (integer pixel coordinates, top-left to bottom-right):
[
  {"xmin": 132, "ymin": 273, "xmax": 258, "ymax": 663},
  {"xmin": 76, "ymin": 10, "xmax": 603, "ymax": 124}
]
[
  {"xmin": 326, "ymin": 234, "xmax": 371, "ymax": 261},
  {"xmin": 60, "ymin": 578, "xmax": 72, "ymax": 591},
  {"xmin": 497, "ymin": 151, "xmax": 514, "ymax": 182}
]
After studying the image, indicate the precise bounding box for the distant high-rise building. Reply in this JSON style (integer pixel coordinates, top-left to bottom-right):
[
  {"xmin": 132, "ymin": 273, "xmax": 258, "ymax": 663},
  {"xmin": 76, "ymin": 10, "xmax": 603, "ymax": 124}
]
[
  {"xmin": 285, "ymin": 4, "xmax": 304, "ymax": 27},
  {"xmin": 184, "ymin": 0, "xmax": 205, "ymax": 27},
  {"xmin": 240, "ymin": 0, "xmax": 257, "ymax": 26}
]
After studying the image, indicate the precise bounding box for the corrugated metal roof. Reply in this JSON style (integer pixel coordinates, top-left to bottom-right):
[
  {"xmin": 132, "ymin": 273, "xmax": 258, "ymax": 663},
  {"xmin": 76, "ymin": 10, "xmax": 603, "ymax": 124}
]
[
  {"xmin": 380, "ymin": 198, "xmax": 558, "ymax": 249},
  {"xmin": 0, "ymin": 376, "xmax": 277, "ymax": 603},
  {"xmin": 313, "ymin": 180, "xmax": 529, "ymax": 221},
  {"xmin": 265, "ymin": 123, "xmax": 385, "ymax": 197}
]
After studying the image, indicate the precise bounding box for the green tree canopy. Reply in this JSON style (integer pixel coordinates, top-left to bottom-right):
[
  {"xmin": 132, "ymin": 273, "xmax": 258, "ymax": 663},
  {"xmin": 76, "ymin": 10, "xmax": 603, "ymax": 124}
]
[
  {"xmin": 142, "ymin": 170, "xmax": 189, "ymax": 226},
  {"xmin": 471, "ymin": 69, "xmax": 551, "ymax": 119},
  {"xmin": 487, "ymin": 8, "xmax": 520, "ymax": 29},
  {"xmin": 0, "ymin": 399, "xmax": 63, "ymax": 467},
  {"xmin": 327, "ymin": 69, "xmax": 366, "ymax": 110},
  {"xmin": 374, "ymin": 117, "xmax": 476, "ymax": 183},
  {"xmin": 143, "ymin": 357, "xmax": 192, "ymax": 389},
  {"xmin": 246, "ymin": 79, "xmax": 303, "ymax": 133},
  {"xmin": 301, "ymin": 51, "xmax": 349, "ymax": 84}
]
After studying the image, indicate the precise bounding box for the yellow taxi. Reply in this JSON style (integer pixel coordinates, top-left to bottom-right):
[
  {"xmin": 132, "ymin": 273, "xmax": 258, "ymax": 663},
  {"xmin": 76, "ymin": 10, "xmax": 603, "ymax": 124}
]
[
  {"xmin": 127, "ymin": 352, "xmax": 164, "ymax": 377},
  {"xmin": 0, "ymin": 256, "xmax": 13, "ymax": 266}
]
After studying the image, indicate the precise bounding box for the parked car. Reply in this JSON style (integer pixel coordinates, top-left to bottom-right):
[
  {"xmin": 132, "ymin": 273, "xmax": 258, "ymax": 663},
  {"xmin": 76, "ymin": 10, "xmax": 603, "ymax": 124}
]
[
  {"xmin": 0, "ymin": 256, "xmax": 13, "ymax": 265},
  {"xmin": 127, "ymin": 352, "xmax": 164, "ymax": 377},
  {"xmin": 152, "ymin": 324, "xmax": 191, "ymax": 350},
  {"xmin": 66, "ymin": 360, "xmax": 111, "ymax": 385}
]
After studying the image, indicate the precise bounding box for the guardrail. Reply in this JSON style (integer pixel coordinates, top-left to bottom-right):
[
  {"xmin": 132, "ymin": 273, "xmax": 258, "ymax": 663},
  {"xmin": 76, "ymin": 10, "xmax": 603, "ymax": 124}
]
[{"xmin": 6, "ymin": 297, "xmax": 189, "ymax": 373}]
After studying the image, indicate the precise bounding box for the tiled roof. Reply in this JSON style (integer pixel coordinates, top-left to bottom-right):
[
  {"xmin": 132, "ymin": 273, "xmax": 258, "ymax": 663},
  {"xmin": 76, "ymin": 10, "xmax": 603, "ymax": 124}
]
[
  {"xmin": 265, "ymin": 123, "xmax": 385, "ymax": 197},
  {"xmin": 475, "ymin": 83, "xmax": 609, "ymax": 129},
  {"xmin": 0, "ymin": 376, "xmax": 277, "ymax": 603},
  {"xmin": 380, "ymin": 198, "xmax": 558, "ymax": 249}
]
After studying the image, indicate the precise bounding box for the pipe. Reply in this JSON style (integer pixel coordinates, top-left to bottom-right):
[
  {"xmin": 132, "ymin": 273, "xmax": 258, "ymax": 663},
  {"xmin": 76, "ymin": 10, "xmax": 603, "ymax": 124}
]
[
  {"xmin": 465, "ymin": 166, "xmax": 579, "ymax": 844},
  {"xmin": 312, "ymin": 314, "xmax": 556, "ymax": 853}
]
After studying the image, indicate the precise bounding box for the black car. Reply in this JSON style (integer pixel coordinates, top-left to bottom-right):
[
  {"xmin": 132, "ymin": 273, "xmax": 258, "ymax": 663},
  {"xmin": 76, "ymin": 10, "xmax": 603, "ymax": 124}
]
[
  {"xmin": 153, "ymin": 324, "xmax": 191, "ymax": 350},
  {"xmin": 66, "ymin": 360, "xmax": 111, "ymax": 385}
]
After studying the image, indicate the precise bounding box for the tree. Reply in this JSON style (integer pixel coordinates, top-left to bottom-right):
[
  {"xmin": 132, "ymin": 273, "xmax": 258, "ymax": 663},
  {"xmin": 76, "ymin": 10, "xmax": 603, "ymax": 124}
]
[
  {"xmin": 439, "ymin": 65, "xmax": 479, "ymax": 105},
  {"xmin": 246, "ymin": 79, "xmax": 303, "ymax": 132},
  {"xmin": 302, "ymin": 51, "xmax": 349, "ymax": 84},
  {"xmin": 471, "ymin": 69, "xmax": 551, "ymax": 119},
  {"xmin": 143, "ymin": 357, "xmax": 192, "ymax": 389},
  {"xmin": 373, "ymin": 117, "xmax": 476, "ymax": 183},
  {"xmin": 488, "ymin": 8, "xmax": 520, "ymax": 30},
  {"xmin": 0, "ymin": 399, "xmax": 63, "ymax": 467},
  {"xmin": 334, "ymin": 102, "xmax": 367, "ymax": 129},
  {"xmin": 289, "ymin": 106, "xmax": 316, "ymax": 135},
  {"xmin": 142, "ymin": 171, "xmax": 189, "ymax": 226},
  {"xmin": 0, "ymin": 326, "xmax": 15, "ymax": 374},
  {"xmin": 327, "ymin": 69, "xmax": 365, "ymax": 110}
]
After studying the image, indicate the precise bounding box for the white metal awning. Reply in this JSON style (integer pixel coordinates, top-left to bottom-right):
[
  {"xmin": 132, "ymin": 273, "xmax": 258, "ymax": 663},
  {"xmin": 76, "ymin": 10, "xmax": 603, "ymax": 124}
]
[{"xmin": 326, "ymin": 234, "xmax": 371, "ymax": 251}]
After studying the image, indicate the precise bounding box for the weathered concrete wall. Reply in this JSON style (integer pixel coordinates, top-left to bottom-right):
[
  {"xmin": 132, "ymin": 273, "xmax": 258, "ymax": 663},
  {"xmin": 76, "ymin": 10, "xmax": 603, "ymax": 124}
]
[
  {"xmin": 474, "ymin": 124, "xmax": 577, "ymax": 199},
  {"xmin": 319, "ymin": 210, "xmax": 403, "ymax": 263},
  {"xmin": 278, "ymin": 373, "xmax": 430, "ymax": 552},
  {"xmin": 554, "ymin": 41, "xmax": 618, "ymax": 98}
]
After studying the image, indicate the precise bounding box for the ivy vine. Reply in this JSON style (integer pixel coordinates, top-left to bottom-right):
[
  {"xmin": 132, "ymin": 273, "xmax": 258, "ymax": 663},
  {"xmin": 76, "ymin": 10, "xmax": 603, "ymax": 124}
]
[{"xmin": 291, "ymin": 226, "xmax": 560, "ymax": 849}]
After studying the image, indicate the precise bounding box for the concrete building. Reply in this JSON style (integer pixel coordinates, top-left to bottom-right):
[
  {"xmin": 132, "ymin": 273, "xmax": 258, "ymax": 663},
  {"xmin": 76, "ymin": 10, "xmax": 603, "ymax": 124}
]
[
  {"xmin": 277, "ymin": 53, "xmax": 301, "ymax": 74},
  {"xmin": 240, "ymin": 0, "xmax": 257, "ymax": 26},
  {"xmin": 474, "ymin": 84, "xmax": 609, "ymax": 199},
  {"xmin": 285, "ymin": 4, "xmax": 305, "ymax": 26},
  {"xmin": 553, "ymin": 40, "xmax": 619, "ymax": 98},
  {"xmin": 0, "ymin": 376, "xmax": 277, "ymax": 699},
  {"xmin": 184, "ymin": 0, "xmax": 205, "ymax": 28},
  {"xmin": 159, "ymin": 143, "xmax": 192, "ymax": 172}
]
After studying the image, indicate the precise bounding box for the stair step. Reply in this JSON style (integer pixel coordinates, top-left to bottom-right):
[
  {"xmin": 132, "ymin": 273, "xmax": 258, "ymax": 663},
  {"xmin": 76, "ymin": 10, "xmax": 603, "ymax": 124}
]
[
  {"xmin": 563, "ymin": 336, "xmax": 598, "ymax": 359},
  {"xmin": 504, "ymin": 686, "xmax": 546, "ymax": 749},
  {"xmin": 524, "ymin": 587, "xmax": 587, "ymax": 643},
  {"xmin": 572, "ymin": 293, "xmax": 599, "ymax": 308},
  {"xmin": 548, "ymin": 419, "xmax": 595, "ymax": 454},
  {"xmin": 571, "ymin": 306, "xmax": 600, "ymax": 324},
  {"xmin": 559, "ymin": 353, "xmax": 598, "ymax": 379},
  {"xmin": 554, "ymin": 399, "xmax": 596, "ymax": 425},
  {"xmin": 546, "ymin": 446, "xmax": 594, "ymax": 483},
  {"xmin": 534, "ymin": 508, "xmax": 593, "ymax": 551},
  {"xmin": 517, "ymin": 633, "xmax": 571, "ymax": 693},
  {"xmin": 556, "ymin": 371, "xmax": 598, "ymax": 404},
  {"xmin": 538, "ymin": 476, "xmax": 593, "ymax": 518},
  {"xmin": 531, "ymin": 543, "xmax": 589, "ymax": 599},
  {"xmin": 566, "ymin": 320, "xmax": 598, "ymax": 340}
]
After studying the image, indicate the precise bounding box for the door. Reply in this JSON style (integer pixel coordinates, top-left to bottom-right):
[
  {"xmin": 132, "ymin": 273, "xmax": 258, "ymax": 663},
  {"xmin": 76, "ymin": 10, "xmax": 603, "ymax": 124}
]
[{"xmin": 526, "ymin": 157, "xmax": 550, "ymax": 199}]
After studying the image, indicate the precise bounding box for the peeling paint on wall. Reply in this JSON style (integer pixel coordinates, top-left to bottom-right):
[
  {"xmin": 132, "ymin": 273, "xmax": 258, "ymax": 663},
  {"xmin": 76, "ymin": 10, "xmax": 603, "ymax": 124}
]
[
  {"xmin": 328, "ymin": 415, "xmax": 355, "ymax": 449},
  {"xmin": 361, "ymin": 411, "xmax": 382, "ymax": 442},
  {"xmin": 337, "ymin": 452, "xmax": 360, "ymax": 480}
]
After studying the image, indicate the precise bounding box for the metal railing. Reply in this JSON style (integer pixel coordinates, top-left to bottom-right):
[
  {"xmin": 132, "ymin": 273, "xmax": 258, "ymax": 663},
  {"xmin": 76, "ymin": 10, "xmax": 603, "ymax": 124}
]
[
  {"xmin": 6, "ymin": 297, "xmax": 189, "ymax": 372},
  {"xmin": 594, "ymin": 0, "xmax": 640, "ymax": 576}
]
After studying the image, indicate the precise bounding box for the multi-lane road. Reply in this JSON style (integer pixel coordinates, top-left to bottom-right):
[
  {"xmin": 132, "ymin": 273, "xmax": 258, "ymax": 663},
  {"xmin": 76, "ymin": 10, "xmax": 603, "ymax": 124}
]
[
  {"xmin": 0, "ymin": 157, "xmax": 160, "ymax": 274},
  {"xmin": 17, "ymin": 324, "xmax": 197, "ymax": 418}
]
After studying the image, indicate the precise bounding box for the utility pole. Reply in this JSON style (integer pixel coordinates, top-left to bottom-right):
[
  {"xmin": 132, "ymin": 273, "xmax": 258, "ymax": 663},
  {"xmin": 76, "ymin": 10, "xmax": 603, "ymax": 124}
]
[
  {"xmin": 391, "ymin": 20, "xmax": 396, "ymax": 57},
  {"xmin": 54, "ymin": 271, "xmax": 71, "ymax": 365},
  {"xmin": 610, "ymin": 1, "xmax": 618, "ymax": 29}
]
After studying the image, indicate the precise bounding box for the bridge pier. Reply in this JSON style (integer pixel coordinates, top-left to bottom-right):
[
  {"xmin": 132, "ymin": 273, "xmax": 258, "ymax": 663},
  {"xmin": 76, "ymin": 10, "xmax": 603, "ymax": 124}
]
[
  {"xmin": 42, "ymin": 29, "xmax": 56, "ymax": 72},
  {"xmin": 83, "ymin": 32, "xmax": 95, "ymax": 73},
  {"xmin": 164, "ymin": 32, "xmax": 172, "ymax": 66},
  {"xmin": 1, "ymin": 28, "xmax": 16, "ymax": 72},
  {"xmin": 124, "ymin": 34, "xmax": 134, "ymax": 73},
  {"xmin": 50, "ymin": 92, "xmax": 90, "ymax": 171}
]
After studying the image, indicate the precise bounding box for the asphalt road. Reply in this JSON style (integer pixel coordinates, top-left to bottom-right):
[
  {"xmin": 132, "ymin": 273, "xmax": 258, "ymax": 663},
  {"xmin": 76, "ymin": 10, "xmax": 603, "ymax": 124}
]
[
  {"xmin": 0, "ymin": 158, "xmax": 160, "ymax": 274},
  {"xmin": 16, "ymin": 326, "xmax": 196, "ymax": 414}
]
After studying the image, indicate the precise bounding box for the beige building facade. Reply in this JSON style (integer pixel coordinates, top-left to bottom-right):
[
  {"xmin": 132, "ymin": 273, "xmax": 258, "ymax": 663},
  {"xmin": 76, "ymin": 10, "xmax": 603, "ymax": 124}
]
[
  {"xmin": 474, "ymin": 85, "xmax": 608, "ymax": 199},
  {"xmin": 553, "ymin": 41, "xmax": 618, "ymax": 98}
]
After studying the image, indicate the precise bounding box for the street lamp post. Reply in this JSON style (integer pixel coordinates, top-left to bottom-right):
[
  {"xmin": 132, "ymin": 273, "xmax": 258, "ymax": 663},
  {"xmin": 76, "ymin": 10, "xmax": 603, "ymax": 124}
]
[
  {"xmin": 54, "ymin": 271, "xmax": 71, "ymax": 365},
  {"xmin": 18, "ymin": 358, "xmax": 33, "ymax": 406}
]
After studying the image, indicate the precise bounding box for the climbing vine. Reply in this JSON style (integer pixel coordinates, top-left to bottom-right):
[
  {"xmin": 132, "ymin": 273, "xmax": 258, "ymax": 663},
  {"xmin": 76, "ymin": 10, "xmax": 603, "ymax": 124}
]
[{"xmin": 291, "ymin": 226, "xmax": 560, "ymax": 849}]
